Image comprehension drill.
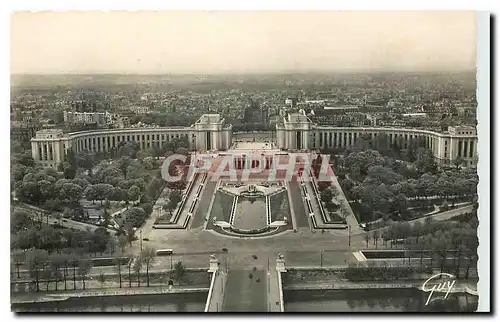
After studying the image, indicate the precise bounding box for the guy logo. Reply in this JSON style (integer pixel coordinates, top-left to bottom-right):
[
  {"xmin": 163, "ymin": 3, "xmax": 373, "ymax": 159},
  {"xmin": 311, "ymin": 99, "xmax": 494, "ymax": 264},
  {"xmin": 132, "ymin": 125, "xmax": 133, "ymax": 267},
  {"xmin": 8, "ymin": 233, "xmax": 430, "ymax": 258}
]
[{"xmin": 422, "ymin": 273, "xmax": 457, "ymax": 306}]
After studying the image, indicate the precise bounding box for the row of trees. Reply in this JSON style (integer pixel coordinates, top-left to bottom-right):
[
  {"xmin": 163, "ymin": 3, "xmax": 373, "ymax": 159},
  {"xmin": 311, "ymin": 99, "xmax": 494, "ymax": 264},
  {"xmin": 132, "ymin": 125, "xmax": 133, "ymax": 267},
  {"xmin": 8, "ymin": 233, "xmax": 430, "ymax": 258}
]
[
  {"xmin": 15, "ymin": 246, "xmax": 187, "ymax": 292},
  {"xmin": 363, "ymin": 213, "xmax": 478, "ymax": 279},
  {"xmin": 11, "ymin": 209, "xmax": 115, "ymax": 256},
  {"xmin": 345, "ymin": 264, "xmax": 432, "ymax": 281},
  {"xmin": 328, "ymin": 150, "xmax": 478, "ymax": 223},
  {"xmin": 21, "ymin": 249, "xmax": 94, "ymax": 292}
]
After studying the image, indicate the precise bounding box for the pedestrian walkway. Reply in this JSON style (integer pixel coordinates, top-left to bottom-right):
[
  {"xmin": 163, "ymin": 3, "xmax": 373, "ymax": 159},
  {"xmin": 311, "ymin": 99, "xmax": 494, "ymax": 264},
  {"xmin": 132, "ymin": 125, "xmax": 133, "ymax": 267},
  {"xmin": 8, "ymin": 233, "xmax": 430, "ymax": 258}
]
[
  {"xmin": 205, "ymin": 270, "xmax": 227, "ymax": 312},
  {"xmin": 266, "ymin": 269, "xmax": 283, "ymax": 312}
]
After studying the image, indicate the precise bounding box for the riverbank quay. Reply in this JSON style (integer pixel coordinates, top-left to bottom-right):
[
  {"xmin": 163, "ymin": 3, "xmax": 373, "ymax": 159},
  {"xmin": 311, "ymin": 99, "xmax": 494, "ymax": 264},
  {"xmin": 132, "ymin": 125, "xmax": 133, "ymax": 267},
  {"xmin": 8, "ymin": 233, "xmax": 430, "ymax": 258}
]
[
  {"xmin": 11, "ymin": 285, "xmax": 209, "ymax": 304},
  {"xmin": 283, "ymin": 279, "xmax": 478, "ymax": 296}
]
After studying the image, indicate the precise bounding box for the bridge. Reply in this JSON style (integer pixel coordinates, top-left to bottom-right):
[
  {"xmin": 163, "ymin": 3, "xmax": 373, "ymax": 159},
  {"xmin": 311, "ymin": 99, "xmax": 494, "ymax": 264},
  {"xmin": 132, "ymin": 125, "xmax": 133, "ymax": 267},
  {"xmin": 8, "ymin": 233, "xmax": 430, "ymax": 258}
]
[{"xmin": 204, "ymin": 255, "xmax": 285, "ymax": 312}]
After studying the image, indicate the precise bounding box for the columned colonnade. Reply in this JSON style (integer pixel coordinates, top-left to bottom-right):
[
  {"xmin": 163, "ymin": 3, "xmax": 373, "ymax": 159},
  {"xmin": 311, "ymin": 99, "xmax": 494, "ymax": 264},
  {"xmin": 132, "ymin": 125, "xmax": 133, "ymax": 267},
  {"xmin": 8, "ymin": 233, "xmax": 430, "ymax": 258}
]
[
  {"xmin": 276, "ymin": 113, "xmax": 478, "ymax": 167},
  {"xmin": 31, "ymin": 114, "xmax": 232, "ymax": 168}
]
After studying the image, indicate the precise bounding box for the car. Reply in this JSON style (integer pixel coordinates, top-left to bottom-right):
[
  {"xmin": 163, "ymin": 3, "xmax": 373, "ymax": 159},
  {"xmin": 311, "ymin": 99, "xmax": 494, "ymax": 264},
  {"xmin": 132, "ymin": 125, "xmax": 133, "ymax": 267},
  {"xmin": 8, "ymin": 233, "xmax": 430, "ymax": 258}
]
[{"xmin": 359, "ymin": 223, "xmax": 370, "ymax": 231}]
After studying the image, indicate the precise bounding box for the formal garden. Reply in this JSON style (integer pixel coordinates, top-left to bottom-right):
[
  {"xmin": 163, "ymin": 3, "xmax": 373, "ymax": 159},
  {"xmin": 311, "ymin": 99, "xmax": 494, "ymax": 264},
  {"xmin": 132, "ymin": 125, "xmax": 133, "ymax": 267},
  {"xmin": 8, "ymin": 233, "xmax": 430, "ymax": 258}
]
[
  {"xmin": 10, "ymin": 137, "xmax": 195, "ymax": 292},
  {"xmin": 315, "ymin": 133, "xmax": 478, "ymax": 227}
]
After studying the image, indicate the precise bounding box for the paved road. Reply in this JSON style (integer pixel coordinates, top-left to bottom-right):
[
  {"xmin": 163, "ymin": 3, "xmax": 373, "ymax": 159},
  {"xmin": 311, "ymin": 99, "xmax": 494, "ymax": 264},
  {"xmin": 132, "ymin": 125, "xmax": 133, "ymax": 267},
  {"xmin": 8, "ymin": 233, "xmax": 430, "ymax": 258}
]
[
  {"xmin": 15, "ymin": 204, "xmax": 115, "ymax": 235},
  {"xmin": 349, "ymin": 204, "xmax": 474, "ymax": 237},
  {"xmin": 407, "ymin": 204, "xmax": 473, "ymax": 225},
  {"xmin": 288, "ymin": 181, "xmax": 309, "ymax": 228},
  {"xmin": 206, "ymin": 271, "xmax": 227, "ymax": 312},
  {"xmin": 222, "ymin": 269, "xmax": 267, "ymax": 312},
  {"xmin": 191, "ymin": 180, "xmax": 217, "ymax": 229}
]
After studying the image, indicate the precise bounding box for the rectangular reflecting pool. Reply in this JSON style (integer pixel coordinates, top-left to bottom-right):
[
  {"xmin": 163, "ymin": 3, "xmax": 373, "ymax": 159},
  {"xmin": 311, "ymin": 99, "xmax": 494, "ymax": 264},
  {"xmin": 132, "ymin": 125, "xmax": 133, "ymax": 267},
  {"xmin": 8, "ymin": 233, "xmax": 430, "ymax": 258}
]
[{"xmin": 233, "ymin": 197, "xmax": 267, "ymax": 230}]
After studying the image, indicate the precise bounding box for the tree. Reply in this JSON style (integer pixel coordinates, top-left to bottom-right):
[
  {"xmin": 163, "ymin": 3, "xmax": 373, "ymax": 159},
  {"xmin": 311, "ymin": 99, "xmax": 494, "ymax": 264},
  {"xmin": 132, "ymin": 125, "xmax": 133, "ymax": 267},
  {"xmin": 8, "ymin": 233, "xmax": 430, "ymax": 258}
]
[
  {"xmin": 392, "ymin": 193, "xmax": 409, "ymax": 217},
  {"xmin": 84, "ymin": 185, "xmax": 99, "ymax": 204},
  {"xmin": 98, "ymin": 273, "xmax": 106, "ymax": 288},
  {"xmin": 317, "ymin": 181, "xmax": 330, "ymax": 192},
  {"xmin": 59, "ymin": 183, "xmax": 83, "ymax": 204},
  {"xmin": 373, "ymin": 230, "xmax": 380, "ymax": 248},
  {"xmin": 173, "ymin": 261, "xmax": 186, "ymax": 282},
  {"xmin": 128, "ymin": 185, "xmax": 141, "ymax": 205},
  {"xmin": 415, "ymin": 148, "xmax": 438, "ymax": 174},
  {"xmin": 69, "ymin": 253, "xmax": 80, "ymax": 290},
  {"xmin": 367, "ymin": 165, "xmax": 403, "ymax": 186},
  {"xmin": 169, "ymin": 190, "xmax": 182, "ymax": 205},
  {"xmin": 118, "ymin": 234, "xmax": 128, "ymax": 253},
  {"xmin": 26, "ymin": 249, "xmax": 49, "ymax": 292},
  {"xmin": 11, "ymin": 209, "xmax": 32, "ymax": 233},
  {"xmin": 124, "ymin": 222, "xmax": 135, "ymax": 245},
  {"xmin": 78, "ymin": 257, "xmax": 93, "ymax": 290},
  {"xmin": 49, "ymin": 253, "xmax": 65, "ymax": 291},
  {"xmin": 433, "ymin": 233, "xmax": 451, "ymax": 273},
  {"xmin": 12, "ymin": 250, "xmax": 25, "ymax": 279},
  {"xmin": 140, "ymin": 247, "xmax": 156, "ymax": 287},
  {"xmin": 123, "ymin": 207, "xmax": 147, "ymax": 228},
  {"xmin": 76, "ymin": 150, "xmax": 96, "ymax": 175},
  {"xmin": 95, "ymin": 183, "xmax": 114, "ymax": 205},
  {"xmin": 320, "ymin": 188, "xmax": 333, "ymax": 203},
  {"xmin": 167, "ymin": 180, "xmax": 187, "ymax": 192},
  {"xmin": 133, "ymin": 258, "xmax": 143, "ymax": 287},
  {"xmin": 453, "ymin": 156, "xmax": 464, "ymax": 169},
  {"xmin": 118, "ymin": 142, "xmax": 139, "ymax": 159},
  {"xmin": 175, "ymin": 147, "xmax": 189, "ymax": 156}
]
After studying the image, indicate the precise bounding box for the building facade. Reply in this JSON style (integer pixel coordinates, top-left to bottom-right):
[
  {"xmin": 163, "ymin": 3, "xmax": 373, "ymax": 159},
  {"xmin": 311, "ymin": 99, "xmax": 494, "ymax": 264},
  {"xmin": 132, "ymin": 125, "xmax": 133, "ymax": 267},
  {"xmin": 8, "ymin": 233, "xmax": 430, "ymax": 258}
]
[
  {"xmin": 276, "ymin": 113, "xmax": 478, "ymax": 167},
  {"xmin": 31, "ymin": 114, "xmax": 232, "ymax": 167},
  {"xmin": 11, "ymin": 122, "xmax": 44, "ymax": 142},
  {"xmin": 31, "ymin": 112, "xmax": 478, "ymax": 168},
  {"xmin": 63, "ymin": 111, "xmax": 112, "ymax": 125}
]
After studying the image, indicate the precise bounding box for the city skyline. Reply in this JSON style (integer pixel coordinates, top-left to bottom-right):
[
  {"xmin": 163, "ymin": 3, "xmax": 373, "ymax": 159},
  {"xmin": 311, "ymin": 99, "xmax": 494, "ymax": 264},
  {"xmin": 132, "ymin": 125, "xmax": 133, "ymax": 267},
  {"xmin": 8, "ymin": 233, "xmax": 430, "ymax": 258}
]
[{"xmin": 11, "ymin": 11, "xmax": 476, "ymax": 75}]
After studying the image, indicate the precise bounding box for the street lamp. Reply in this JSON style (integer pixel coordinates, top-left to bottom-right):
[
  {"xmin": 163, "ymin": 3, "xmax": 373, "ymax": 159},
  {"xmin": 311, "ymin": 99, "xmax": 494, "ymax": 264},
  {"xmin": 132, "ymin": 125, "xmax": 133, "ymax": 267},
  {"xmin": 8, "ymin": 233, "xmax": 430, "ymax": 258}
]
[
  {"xmin": 348, "ymin": 225, "xmax": 351, "ymax": 247},
  {"xmin": 139, "ymin": 230, "xmax": 143, "ymax": 251}
]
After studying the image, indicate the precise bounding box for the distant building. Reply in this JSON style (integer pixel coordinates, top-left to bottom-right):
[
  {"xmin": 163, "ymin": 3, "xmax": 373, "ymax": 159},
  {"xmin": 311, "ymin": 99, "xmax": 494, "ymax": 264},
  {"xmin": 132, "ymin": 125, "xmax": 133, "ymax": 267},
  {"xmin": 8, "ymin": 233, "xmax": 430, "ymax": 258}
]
[
  {"xmin": 63, "ymin": 111, "xmax": 112, "ymax": 125},
  {"xmin": 242, "ymin": 98, "xmax": 269, "ymax": 127},
  {"xmin": 285, "ymin": 98, "xmax": 298, "ymax": 108},
  {"xmin": 128, "ymin": 106, "xmax": 150, "ymax": 114},
  {"xmin": 323, "ymin": 106, "xmax": 359, "ymax": 113},
  {"xmin": 71, "ymin": 101, "xmax": 97, "ymax": 113},
  {"xmin": 11, "ymin": 121, "xmax": 44, "ymax": 142},
  {"xmin": 402, "ymin": 113, "xmax": 428, "ymax": 118}
]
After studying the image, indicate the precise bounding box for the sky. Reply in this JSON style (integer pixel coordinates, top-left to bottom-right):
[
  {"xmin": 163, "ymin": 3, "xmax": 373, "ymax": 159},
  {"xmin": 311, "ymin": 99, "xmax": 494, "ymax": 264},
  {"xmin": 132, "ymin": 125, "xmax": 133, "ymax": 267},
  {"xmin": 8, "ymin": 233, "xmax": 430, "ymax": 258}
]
[{"xmin": 10, "ymin": 11, "xmax": 477, "ymax": 74}]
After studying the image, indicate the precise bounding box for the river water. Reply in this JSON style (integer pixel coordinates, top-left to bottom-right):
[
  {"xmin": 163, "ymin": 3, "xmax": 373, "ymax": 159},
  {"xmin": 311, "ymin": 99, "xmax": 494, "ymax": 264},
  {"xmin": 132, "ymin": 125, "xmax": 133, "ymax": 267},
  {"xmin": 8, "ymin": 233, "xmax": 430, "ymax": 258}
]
[
  {"xmin": 12, "ymin": 289, "xmax": 478, "ymax": 312},
  {"xmin": 12, "ymin": 292, "xmax": 208, "ymax": 312},
  {"xmin": 284, "ymin": 289, "xmax": 478, "ymax": 312}
]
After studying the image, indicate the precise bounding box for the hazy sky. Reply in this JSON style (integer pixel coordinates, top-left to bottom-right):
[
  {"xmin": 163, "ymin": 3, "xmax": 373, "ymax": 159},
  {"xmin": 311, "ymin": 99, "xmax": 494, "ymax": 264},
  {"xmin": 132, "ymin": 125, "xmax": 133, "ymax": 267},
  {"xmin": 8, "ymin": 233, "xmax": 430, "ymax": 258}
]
[{"xmin": 11, "ymin": 11, "xmax": 476, "ymax": 74}]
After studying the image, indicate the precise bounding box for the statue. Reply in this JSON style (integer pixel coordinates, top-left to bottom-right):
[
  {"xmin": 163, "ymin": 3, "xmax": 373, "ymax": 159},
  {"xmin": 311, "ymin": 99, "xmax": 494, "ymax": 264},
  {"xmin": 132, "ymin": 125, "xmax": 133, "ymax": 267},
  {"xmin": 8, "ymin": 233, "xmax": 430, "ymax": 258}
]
[
  {"xmin": 210, "ymin": 254, "xmax": 217, "ymax": 260},
  {"xmin": 277, "ymin": 253, "xmax": 284, "ymax": 260}
]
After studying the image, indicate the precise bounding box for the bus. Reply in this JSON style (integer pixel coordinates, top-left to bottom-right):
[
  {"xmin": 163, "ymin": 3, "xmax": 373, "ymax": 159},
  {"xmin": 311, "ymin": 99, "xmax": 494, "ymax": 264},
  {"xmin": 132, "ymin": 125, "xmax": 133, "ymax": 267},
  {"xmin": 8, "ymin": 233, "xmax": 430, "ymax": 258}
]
[{"xmin": 156, "ymin": 249, "xmax": 174, "ymax": 256}]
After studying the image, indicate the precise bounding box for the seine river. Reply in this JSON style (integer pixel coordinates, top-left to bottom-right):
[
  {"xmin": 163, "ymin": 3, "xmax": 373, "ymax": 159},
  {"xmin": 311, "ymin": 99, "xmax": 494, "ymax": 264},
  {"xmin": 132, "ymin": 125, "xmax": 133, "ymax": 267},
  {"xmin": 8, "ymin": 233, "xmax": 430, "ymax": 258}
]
[
  {"xmin": 11, "ymin": 293, "xmax": 208, "ymax": 312},
  {"xmin": 12, "ymin": 289, "xmax": 478, "ymax": 312},
  {"xmin": 284, "ymin": 289, "xmax": 478, "ymax": 312}
]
